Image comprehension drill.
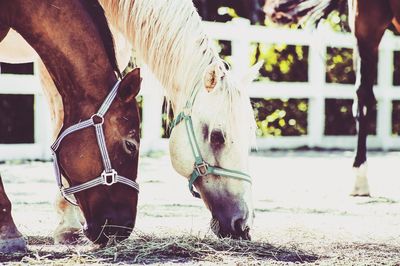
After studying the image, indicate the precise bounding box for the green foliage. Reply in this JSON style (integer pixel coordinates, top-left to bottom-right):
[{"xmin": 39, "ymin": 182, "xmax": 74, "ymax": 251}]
[
  {"xmin": 136, "ymin": 95, "xmax": 143, "ymax": 136},
  {"xmin": 394, "ymin": 51, "xmax": 400, "ymax": 86},
  {"xmin": 326, "ymin": 47, "xmax": 355, "ymax": 84},
  {"xmin": 215, "ymin": 40, "xmax": 232, "ymax": 63},
  {"xmin": 324, "ymin": 10, "xmax": 350, "ymax": 33},
  {"xmin": 253, "ymin": 98, "xmax": 308, "ymax": 137},
  {"xmin": 161, "ymin": 100, "xmax": 173, "ymax": 139},
  {"xmin": 252, "ymin": 44, "xmax": 308, "ymax": 82},
  {"xmin": 324, "ymin": 99, "xmax": 376, "ymax": 136},
  {"xmin": 392, "ymin": 101, "xmax": 400, "ymax": 135}
]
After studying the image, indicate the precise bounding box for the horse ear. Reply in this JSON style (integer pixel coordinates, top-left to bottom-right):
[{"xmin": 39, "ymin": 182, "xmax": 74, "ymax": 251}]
[
  {"xmin": 203, "ymin": 62, "xmax": 224, "ymax": 93},
  {"xmin": 119, "ymin": 68, "xmax": 141, "ymax": 102},
  {"xmin": 241, "ymin": 60, "xmax": 264, "ymax": 86}
]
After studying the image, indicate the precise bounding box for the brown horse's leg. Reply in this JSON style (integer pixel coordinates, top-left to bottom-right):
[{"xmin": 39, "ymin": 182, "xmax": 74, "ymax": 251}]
[
  {"xmin": 351, "ymin": 0, "xmax": 392, "ymax": 196},
  {"xmin": 39, "ymin": 62, "xmax": 84, "ymax": 244},
  {"xmin": 0, "ymin": 175, "xmax": 26, "ymax": 253}
]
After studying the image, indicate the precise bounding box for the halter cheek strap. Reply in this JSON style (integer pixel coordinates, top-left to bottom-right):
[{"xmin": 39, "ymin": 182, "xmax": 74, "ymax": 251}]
[
  {"xmin": 51, "ymin": 80, "xmax": 139, "ymax": 206},
  {"xmin": 169, "ymin": 107, "xmax": 252, "ymax": 199}
]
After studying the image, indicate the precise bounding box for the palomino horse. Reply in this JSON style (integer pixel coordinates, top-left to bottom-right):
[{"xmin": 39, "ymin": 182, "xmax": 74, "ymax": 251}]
[
  {"xmin": 265, "ymin": 0, "xmax": 400, "ymax": 196},
  {"xmin": 0, "ymin": 0, "xmax": 142, "ymax": 251},
  {"xmin": 39, "ymin": 0, "xmax": 262, "ymax": 240}
]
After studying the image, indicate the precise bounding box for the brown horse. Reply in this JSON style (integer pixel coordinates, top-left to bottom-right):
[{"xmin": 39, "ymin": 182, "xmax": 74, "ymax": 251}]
[
  {"xmin": 0, "ymin": 0, "xmax": 141, "ymax": 252},
  {"xmin": 265, "ymin": 0, "xmax": 400, "ymax": 196}
]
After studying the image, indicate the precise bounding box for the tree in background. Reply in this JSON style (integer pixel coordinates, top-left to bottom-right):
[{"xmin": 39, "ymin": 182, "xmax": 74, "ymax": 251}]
[
  {"xmin": 194, "ymin": 1, "xmax": 400, "ymax": 138},
  {"xmin": 193, "ymin": 0, "xmax": 265, "ymax": 25}
]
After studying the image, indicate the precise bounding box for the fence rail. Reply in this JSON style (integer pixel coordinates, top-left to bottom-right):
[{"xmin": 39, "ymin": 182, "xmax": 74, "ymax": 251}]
[{"xmin": 1, "ymin": 20, "xmax": 400, "ymax": 160}]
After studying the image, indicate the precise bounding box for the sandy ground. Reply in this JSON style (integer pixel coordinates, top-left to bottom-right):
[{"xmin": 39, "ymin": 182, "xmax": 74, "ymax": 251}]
[{"xmin": 1, "ymin": 151, "xmax": 400, "ymax": 265}]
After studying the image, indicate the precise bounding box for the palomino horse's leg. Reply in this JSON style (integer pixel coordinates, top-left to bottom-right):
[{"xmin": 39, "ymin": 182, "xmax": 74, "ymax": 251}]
[
  {"xmin": 39, "ymin": 62, "xmax": 84, "ymax": 244},
  {"xmin": 350, "ymin": 0, "xmax": 392, "ymax": 196},
  {"xmin": 53, "ymin": 194, "xmax": 84, "ymax": 244},
  {"xmin": 0, "ymin": 175, "xmax": 26, "ymax": 253}
]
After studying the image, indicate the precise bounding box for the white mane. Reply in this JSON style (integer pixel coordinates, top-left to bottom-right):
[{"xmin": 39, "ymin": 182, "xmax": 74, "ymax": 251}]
[{"xmin": 103, "ymin": 0, "xmax": 255, "ymax": 142}]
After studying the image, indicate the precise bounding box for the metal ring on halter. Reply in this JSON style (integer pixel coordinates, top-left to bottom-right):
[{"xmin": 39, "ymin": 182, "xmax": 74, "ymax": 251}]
[
  {"xmin": 91, "ymin": 113, "xmax": 105, "ymax": 125},
  {"xmin": 195, "ymin": 161, "xmax": 209, "ymax": 176}
]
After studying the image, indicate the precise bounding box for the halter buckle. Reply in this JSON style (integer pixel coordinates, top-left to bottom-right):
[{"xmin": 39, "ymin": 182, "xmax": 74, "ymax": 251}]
[
  {"xmin": 195, "ymin": 162, "xmax": 209, "ymax": 176},
  {"xmin": 102, "ymin": 169, "xmax": 117, "ymax": 186}
]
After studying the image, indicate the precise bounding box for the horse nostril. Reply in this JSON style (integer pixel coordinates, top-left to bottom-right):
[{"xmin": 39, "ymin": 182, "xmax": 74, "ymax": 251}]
[
  {"xmin": 210, "ymin": 129, "xmax": 225, "ymax": 146},
  {"xmin": 232, "ymin": 217, "xmax": 251, "ymax": 240},
  {"xmin": 233, "ymin": 218, "xmax": 246, "ymax": 232}
]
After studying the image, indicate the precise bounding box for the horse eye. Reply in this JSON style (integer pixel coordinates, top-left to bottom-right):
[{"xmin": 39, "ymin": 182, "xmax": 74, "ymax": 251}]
[
  {"xmin": 210, "ymin": 129, "xmax": 225, "ymax": 146},
  {"xmin": 124, "ymin": 140, "xmax": 137, "ymax": 154}
]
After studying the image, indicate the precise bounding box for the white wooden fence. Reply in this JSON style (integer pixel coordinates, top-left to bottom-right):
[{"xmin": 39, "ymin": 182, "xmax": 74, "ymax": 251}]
[
  {"xmin": 1, "ymin": 20, "xmax": 400, "ymax": 160},
  {"xmin": 0, "ymin": 63, "xmax": 52, "ymax": 160}
]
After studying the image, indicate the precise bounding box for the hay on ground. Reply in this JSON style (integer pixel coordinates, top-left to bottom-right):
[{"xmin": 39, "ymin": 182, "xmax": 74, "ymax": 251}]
[{"xmin": 1, "ymin": 232, "xmax": 318, "ymax": 265}]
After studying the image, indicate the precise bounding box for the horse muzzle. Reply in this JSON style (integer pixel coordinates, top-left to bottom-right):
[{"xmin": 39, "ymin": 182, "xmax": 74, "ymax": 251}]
[
  {"xmin": 210, "ymin": 205, "xmax": 253, "ymax": 240},
  {"xmin": 83, "ymin": 212, "xmax": 135, "ymax": 245}
]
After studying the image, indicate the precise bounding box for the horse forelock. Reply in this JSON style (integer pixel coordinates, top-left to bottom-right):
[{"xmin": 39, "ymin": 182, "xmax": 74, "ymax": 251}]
[{"xmin": 81, "ymin": 0, "xmax": 121, "ymax": 78}]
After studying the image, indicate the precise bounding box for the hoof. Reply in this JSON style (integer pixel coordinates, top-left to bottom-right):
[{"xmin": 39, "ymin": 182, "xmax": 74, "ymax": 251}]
[
  {"xmin": 0, "ymin": 237, "xmax": 27, "ymax": 253},
  {"xmin": 54, "ymin": 228, "xmax": 82, "ymax": 245},
  {"xmin": 350, "ymin": 191, "xmax": 371, "ymax": 197}
]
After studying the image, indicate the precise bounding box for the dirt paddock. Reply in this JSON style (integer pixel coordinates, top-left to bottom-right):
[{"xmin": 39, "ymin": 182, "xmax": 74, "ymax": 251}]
[{"xmin": 1, "ymin": 151, "xmax": 400, "ymax": 265}]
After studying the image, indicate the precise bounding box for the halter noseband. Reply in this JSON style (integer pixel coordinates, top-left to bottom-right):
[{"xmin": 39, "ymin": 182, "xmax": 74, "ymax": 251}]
[
  {"xmin": 169, "ymin": 83, "xmax": 252, "ymax": 198},
  {"xmin": 51, "ymin": 80, "xmax": 139, "ymax": 206}
]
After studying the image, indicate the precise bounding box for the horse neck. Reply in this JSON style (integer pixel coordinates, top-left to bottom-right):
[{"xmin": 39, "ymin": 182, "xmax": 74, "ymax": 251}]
[
  {"xmin": 0, "ymin": 0, "xmax": 117, "ymax": 126},
  {"xmin": 100, "ymin": 0, "xmax": 220, "ymax": 112}
]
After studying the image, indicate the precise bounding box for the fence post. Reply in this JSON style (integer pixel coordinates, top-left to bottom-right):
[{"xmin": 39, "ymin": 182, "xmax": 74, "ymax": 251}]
[
  {"xmin": 33, "ymin": 61, "xmax": 52, "ymax": 160},
  {"xmin": 377, "ymin": 33, "xmax": 394, "ymax": 151},
  {"xmin": 34, "ymin": 94, "xmax": 52, "ymax": 159},
  {"xmin": 230, "ymin": 19, "xmax": 251, "ymax": 75},
  {"xmin": 307, "ymin": 28, "xmax": 326, "ymax": 148},
  {"xmin": 140, "ymin": 66, "xmax": 164, "ymax": 153}
]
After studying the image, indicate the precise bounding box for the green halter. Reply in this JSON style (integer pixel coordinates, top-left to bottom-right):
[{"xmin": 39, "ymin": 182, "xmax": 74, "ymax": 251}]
[{"xmin": 169, "ymin": 91, "xmax": 252, "ymax": 198}]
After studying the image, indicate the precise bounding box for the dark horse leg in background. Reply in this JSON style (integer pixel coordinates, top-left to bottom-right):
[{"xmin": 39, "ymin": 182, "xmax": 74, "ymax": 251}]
[
  {"xmin": 350, "ymin": 0, "xmax": 392, "ymax": 196},
  {"xmin": 0, "ymin": 175, "xmax": 26, "ymax": 252}
]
